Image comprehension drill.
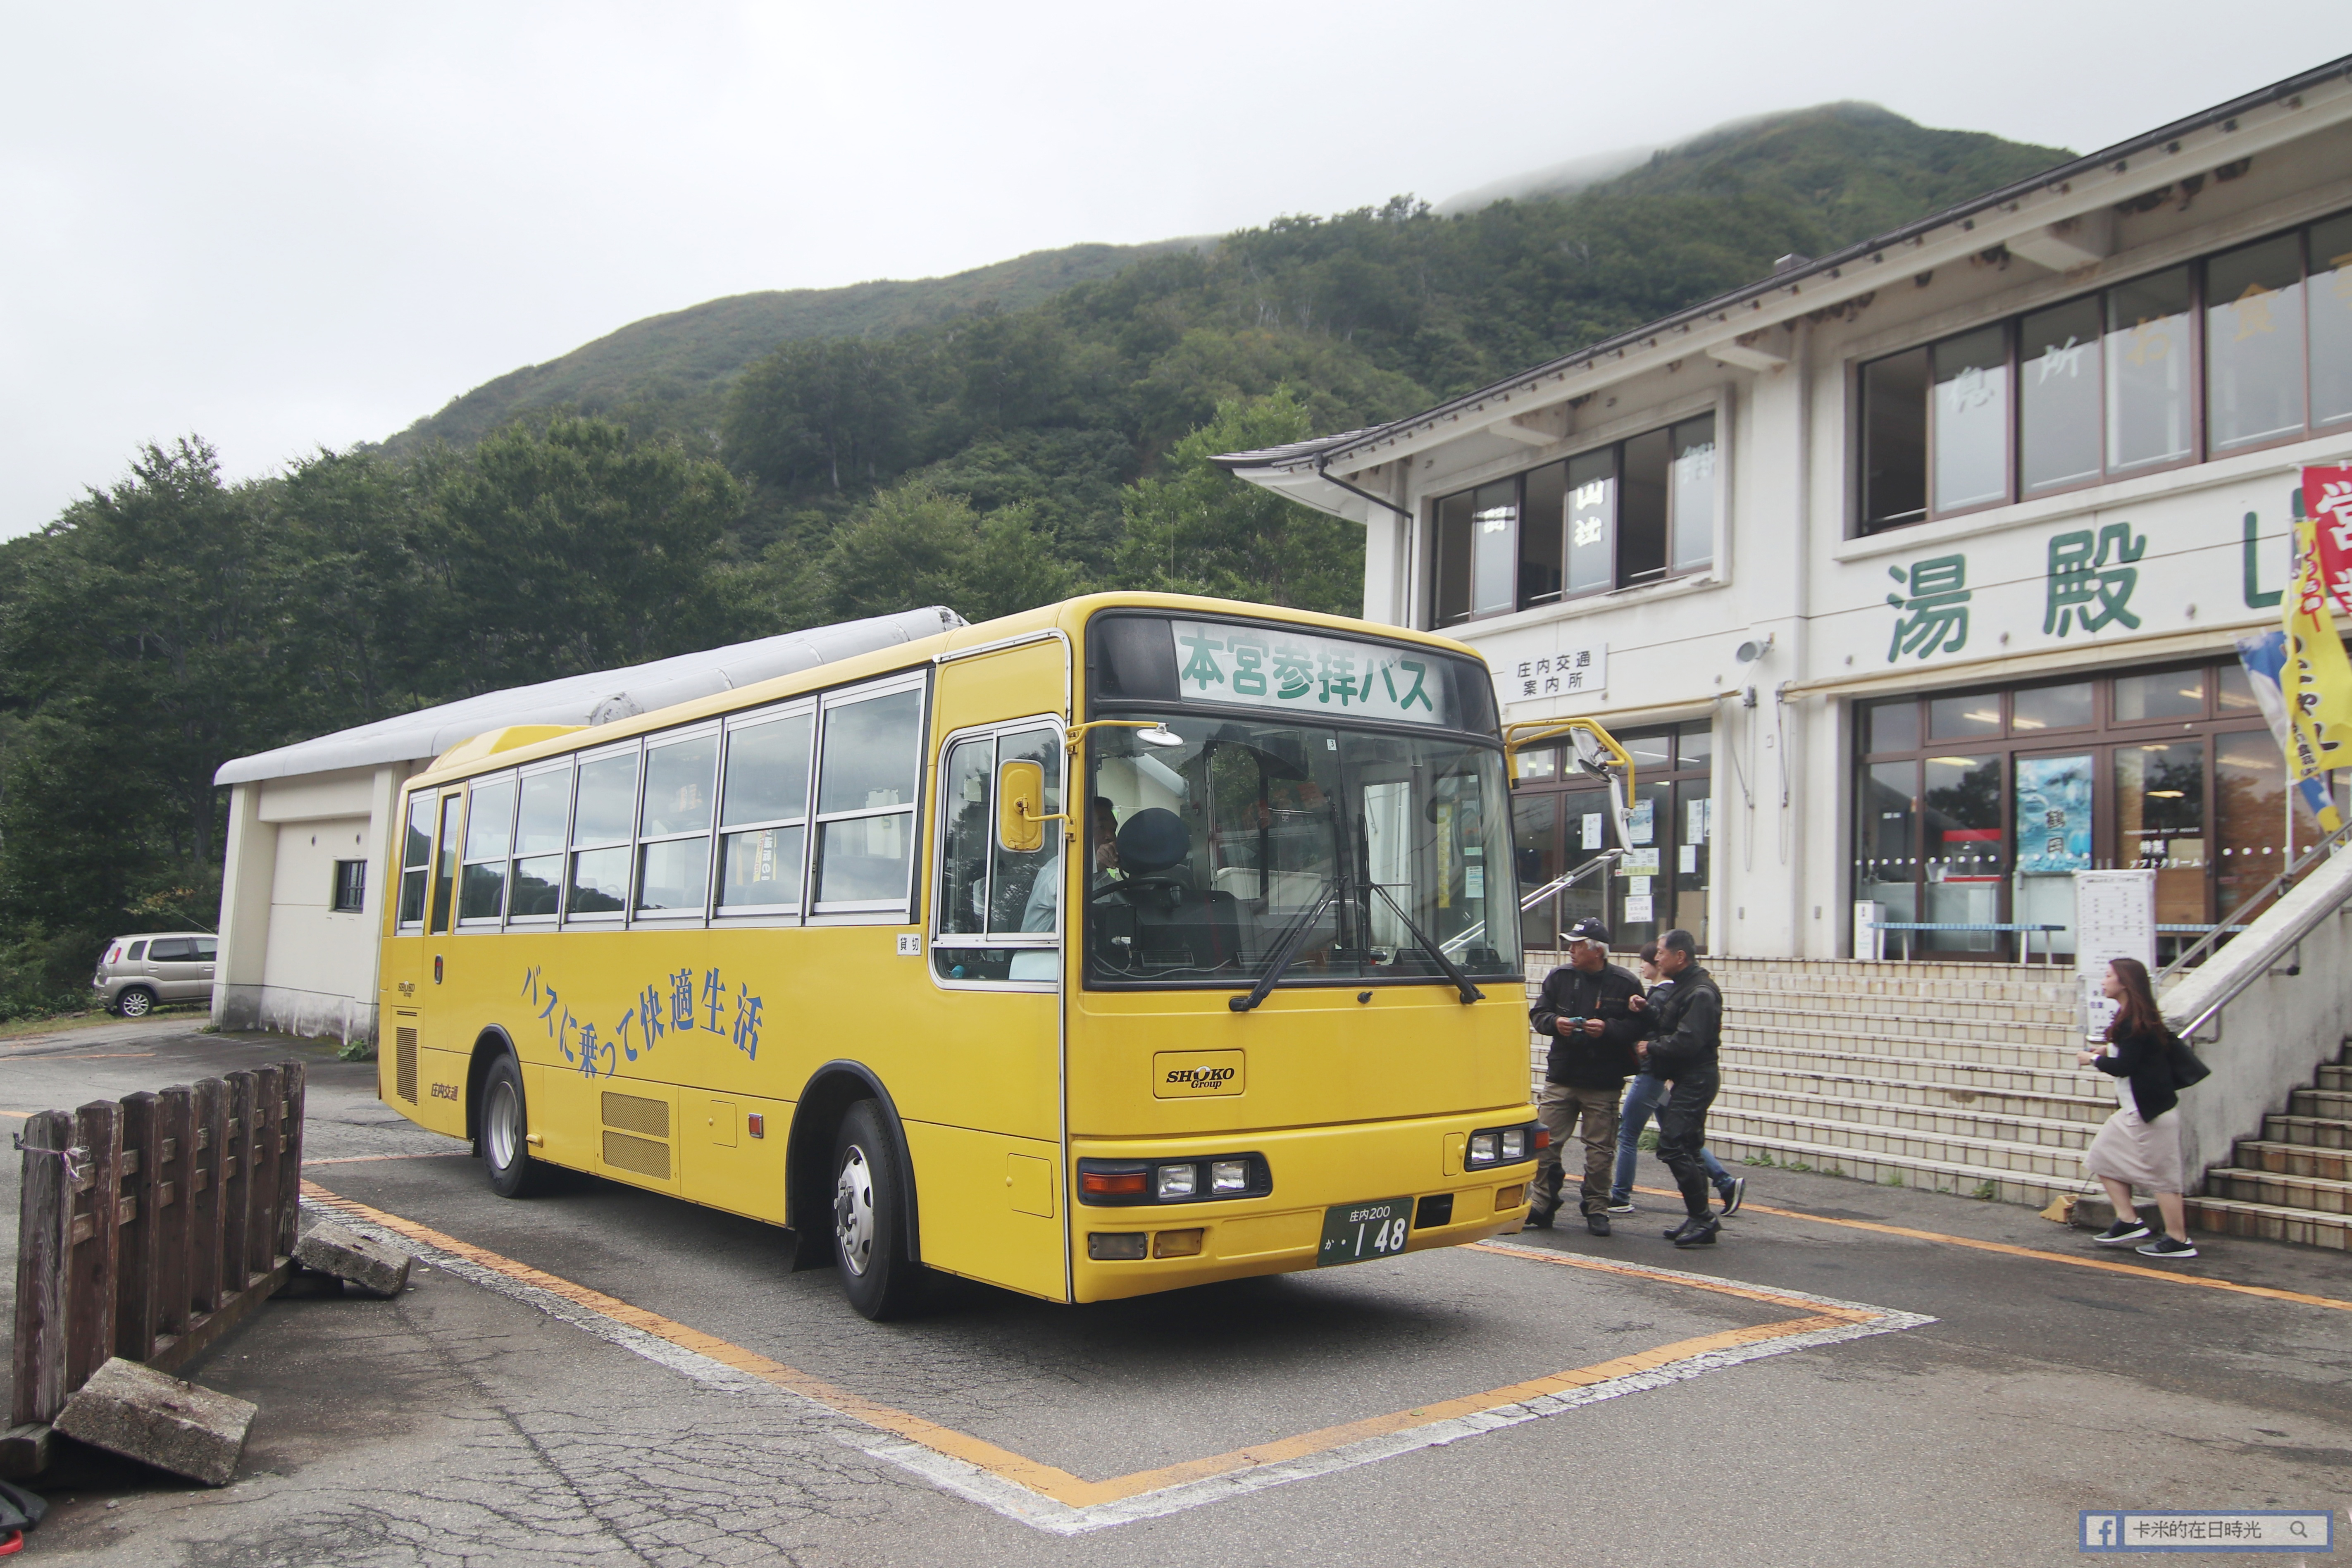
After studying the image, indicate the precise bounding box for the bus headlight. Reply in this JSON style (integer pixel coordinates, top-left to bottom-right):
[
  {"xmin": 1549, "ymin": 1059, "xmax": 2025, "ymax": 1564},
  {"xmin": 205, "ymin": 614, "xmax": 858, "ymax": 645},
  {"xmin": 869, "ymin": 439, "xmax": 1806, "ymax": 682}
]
[
  {"xmin": 1465, "ymin": 1121, "xmax": 1542, "ymax": 1169},
  {"xmin": 1078, "ymin": 1154, "xmax": 1269, "ymax": 1204}
]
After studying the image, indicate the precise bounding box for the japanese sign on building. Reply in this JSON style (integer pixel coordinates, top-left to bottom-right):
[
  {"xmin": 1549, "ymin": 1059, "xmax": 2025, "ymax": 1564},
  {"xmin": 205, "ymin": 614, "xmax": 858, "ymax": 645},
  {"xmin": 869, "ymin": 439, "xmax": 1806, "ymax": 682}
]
[{"xmin": 1484, "ymin": 639, "xmax": 1608, "ymax": 705}]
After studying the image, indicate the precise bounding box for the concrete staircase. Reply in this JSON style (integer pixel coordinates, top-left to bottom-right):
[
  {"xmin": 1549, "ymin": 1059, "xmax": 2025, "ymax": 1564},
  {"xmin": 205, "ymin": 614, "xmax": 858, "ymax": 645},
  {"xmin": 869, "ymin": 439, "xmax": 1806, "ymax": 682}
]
[
  {"xmin": 2104, "ymin": 1040, "xmax": 2351, "ymax": 1250},
  {"xmin": 1521, "ymin": 954, "xmax": 2352, "ymax": 1251}
]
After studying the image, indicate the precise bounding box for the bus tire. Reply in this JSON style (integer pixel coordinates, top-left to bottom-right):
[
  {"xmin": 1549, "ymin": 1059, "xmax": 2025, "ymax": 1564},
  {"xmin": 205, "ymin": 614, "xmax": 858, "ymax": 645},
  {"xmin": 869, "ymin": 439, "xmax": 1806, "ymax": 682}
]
[
  {"xmin": 480, "ymin": 1053, "xmax": 547, "ymax": 1199},
  {"xmin": 831, "ymin": 1099, "xmax": 922, "ymax": 1320}
]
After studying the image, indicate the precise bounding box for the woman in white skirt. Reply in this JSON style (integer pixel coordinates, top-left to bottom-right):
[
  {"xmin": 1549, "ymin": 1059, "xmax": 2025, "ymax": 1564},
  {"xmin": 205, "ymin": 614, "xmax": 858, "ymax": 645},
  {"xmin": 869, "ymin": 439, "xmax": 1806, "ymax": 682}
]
[{"xmin": 2077, "ymin": 956, "xmax": 2196, "ymax": 1259}]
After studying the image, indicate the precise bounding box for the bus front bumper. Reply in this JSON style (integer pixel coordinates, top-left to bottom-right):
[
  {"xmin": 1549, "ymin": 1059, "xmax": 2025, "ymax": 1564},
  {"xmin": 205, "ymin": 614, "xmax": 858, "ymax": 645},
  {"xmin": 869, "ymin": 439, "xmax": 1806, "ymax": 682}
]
[{"xmin": 1065, "ymin": 1106, "xmax": 1537, "ymax": 1303}]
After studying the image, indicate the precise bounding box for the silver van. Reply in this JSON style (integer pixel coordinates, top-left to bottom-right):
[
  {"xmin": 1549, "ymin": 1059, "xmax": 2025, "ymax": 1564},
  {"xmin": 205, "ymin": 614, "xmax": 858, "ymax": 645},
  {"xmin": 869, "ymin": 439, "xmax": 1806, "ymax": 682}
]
[{"xmin": 92, "ymin": 932, "xmax": 218, "ymax": 1016}]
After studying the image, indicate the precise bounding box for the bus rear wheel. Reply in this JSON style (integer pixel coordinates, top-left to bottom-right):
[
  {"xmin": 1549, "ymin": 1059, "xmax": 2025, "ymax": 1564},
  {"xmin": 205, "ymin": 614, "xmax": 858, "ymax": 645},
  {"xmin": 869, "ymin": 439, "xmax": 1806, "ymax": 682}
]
[
  {"xmin": 830, "ymin": 1099, "xmax": 921, "ymax": 1320},
  {"xmin": 481, "ymin": 1054, "xmax": 546, "ymax": 1199}
]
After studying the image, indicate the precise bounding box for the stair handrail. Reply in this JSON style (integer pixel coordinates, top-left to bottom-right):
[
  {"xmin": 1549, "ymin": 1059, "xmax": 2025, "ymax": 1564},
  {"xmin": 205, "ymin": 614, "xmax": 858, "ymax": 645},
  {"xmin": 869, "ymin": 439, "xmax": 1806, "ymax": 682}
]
[
  {"xmin": 1518, "ymin": 848, "xmax": 1626, "ymax": 914},
  {"xmin": 2158, "ymin": 817, "xmax": 2352, "ymax": 1041},
  {"xmin": 1439, "ymin": 850, "xmax": 1624, "ymax": 956},
  {"xmin": 2154, "ymin": 817, "xmax": 2352, "ymax": 990}
]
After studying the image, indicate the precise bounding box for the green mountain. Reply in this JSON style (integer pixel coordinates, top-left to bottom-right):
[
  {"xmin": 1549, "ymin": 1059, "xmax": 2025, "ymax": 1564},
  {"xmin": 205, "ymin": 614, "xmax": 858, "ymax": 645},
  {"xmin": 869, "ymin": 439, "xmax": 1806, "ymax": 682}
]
[
  {"xmin": 381, "ymin": 238, "xmax": 1212, "ymax": 455},
  {"xmin": 384, "ymin": 104, "xmax": 2070, "ymax": 463}
]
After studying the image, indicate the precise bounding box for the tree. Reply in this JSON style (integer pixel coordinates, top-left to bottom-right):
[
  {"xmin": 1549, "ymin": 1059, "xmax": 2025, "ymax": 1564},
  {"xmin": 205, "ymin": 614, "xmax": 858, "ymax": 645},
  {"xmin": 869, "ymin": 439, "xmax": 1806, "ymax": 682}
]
[
  {"xmin": 1115, "ymin": 391, "xmax": 1363, "ymax": 615},
  {"xmin": 426, "ymin": 415, "xmax": 747, "ymax": 692},
  {"xmin": 0, "ymin": 438, "xmax": 289, "ymax": 873},
  {"xmin": 722, "ymin": 338, "xmax": 913, "ymax": 494},
  {"xmin": 824, "ymin": 479, "xmax": 1075, "ymax": 625}
]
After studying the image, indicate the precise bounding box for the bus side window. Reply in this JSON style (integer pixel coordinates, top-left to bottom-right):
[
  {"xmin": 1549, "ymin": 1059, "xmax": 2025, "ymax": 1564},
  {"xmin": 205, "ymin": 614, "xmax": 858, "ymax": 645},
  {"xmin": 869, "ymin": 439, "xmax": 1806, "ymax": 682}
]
[
  {"xmin": 510, "ymin": 764, "xmax": 571, "ymax": 920},
  {"xmin": 429, "ymin": 793, "xmax": 462, "ymax": 935},
  {"xmin": 398, "ymin": 793, "xmax": 434, "ymax": 927},
  {"xmin": 812, "ymin": 684, "xmax": 922, "ymax": 915},
  {"xmin": 994, "ymin": 728, "xmax": 1062, "ymax": 934},
  {"xmin": 717, "ymin": 710, "xmax": 813, "ymax": 915},
  {"xmin": 939, "ymin": 739, "xmax": 993, "ymax": 935}
]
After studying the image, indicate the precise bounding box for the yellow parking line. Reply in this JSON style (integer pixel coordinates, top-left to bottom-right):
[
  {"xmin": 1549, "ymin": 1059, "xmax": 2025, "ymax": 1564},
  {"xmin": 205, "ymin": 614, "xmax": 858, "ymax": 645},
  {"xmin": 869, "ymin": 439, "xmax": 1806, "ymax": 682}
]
[
  {"xmin": 305, "ymin": 1181, "xmax": 1854, "ymax": 1511},
  {"xmin": 1632, "ymin": 1184, "xmax": 2352, "ymax": 1313},
  {"xmin": 305, "ymin": 1152, "xmax": 468, "ymax": 1165}
]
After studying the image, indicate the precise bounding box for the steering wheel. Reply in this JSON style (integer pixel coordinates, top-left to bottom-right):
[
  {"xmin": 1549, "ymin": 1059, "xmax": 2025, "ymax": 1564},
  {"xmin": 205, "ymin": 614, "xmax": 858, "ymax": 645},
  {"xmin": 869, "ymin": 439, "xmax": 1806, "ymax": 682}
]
[{"xmin": 1090, "ymin": 875, "xmax": 1188, "ymax": 908}]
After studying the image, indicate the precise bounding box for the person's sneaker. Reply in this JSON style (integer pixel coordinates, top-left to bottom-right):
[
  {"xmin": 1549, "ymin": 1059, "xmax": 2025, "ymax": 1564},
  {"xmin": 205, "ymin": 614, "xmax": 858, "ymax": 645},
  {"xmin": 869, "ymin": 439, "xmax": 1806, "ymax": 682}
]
[
  {"xmin": 1606, "ymin": 1200, "xmax": 1635, "ymax": 1214},
  {"xmin": 1525, "ymin": 1203, "xmax": 1557, "ymax": 1231},
  {"xmin": 2092, "ymin": 1217, "xmax": 2152, "ymax": 1246},
  {"xmin": 1718, "ymin": 1177, "xmax": 1747, "ymax": 1218},
  {"xmin": 1585, "ymin": 1211, "xmax": 1611, "ymax": 1237},
  {"xmin": 2135, "ymin": 1235, "xmax": 2198, "ymax": 1259},
  {"xmin": 1670, "ymin": 1215, "xmax": 1721, "ymax": 1248}
]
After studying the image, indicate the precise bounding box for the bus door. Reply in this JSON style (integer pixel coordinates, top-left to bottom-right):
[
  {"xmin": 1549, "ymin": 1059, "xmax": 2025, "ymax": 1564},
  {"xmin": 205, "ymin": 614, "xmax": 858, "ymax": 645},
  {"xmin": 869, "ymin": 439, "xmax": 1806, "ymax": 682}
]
[
  {"xmin": 917, "ymin": 702, "xmax": 1070, "ymax": 1301},
  {"xmin": 383, "ymin": 787, "xmax": 460, "ymax": 1114}
]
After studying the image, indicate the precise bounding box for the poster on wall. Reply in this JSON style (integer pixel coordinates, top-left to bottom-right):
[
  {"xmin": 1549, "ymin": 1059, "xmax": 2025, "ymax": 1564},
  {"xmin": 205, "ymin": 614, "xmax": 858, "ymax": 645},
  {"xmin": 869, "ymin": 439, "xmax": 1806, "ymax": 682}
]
[
  {"xmin": 2014, "ymin": 755, "xmax": 2093, "ymax": 875},
  {"xmin": 2073, "ymin": 870, "xmax": 2155, "ymax": 1040}
]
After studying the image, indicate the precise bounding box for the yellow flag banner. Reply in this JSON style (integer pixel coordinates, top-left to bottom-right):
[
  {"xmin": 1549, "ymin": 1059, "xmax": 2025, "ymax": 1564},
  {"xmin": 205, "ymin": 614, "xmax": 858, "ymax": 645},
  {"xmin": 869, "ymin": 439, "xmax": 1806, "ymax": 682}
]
[{"xmin": 2283, "ymin": 515, "xmax": 2352, "ymax": 834}]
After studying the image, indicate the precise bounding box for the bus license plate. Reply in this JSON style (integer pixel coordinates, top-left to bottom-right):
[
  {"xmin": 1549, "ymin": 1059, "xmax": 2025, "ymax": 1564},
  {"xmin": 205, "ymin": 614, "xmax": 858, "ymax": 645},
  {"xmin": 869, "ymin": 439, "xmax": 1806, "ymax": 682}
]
[{"xmin": 1317, "ymin": 1196, "xmax": 1412, "ymax": 1266}]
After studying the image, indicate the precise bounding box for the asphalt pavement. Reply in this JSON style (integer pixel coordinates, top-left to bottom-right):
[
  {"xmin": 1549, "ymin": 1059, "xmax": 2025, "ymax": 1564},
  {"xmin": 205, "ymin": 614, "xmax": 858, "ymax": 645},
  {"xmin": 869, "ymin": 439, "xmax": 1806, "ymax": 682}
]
[{"xmin": 2, "ymin": 1018, "xmax": 2346, "ymax": 1566}]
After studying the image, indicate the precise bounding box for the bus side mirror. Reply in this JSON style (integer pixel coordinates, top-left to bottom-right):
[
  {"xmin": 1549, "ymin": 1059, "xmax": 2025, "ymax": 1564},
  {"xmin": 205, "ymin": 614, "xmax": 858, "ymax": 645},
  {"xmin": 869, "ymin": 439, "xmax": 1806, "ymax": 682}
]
[{"xmin": 997, "ymin": 760, "xmax": 1049, "ymax": 853}]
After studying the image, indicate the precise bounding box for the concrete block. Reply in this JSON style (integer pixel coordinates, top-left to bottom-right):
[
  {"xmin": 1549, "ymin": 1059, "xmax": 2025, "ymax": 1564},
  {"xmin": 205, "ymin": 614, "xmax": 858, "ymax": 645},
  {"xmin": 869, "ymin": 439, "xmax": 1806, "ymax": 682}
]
[
  {"xmin": 295, "ymin": 1217, "xmax": 413, "ymax": 1298},
  {"xmin": 53, "ymin": 1358, "xmax": 254, "ymax": 1487}
]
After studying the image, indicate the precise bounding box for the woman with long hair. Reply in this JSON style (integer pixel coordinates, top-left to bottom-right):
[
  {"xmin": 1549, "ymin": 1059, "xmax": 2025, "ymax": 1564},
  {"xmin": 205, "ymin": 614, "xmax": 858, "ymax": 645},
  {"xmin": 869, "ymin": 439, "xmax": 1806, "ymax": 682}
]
[{"xmin": 2078, "ymin": 956, "xmax": 2196, "ymax": 1259}]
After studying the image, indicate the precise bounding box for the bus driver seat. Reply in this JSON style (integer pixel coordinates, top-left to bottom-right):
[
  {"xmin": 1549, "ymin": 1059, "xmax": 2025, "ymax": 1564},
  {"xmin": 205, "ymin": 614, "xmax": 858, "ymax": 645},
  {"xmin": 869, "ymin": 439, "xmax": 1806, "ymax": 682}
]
[{"xmin": 1096, "ymin": 808, "xmax": 1240, "ymax": 971}]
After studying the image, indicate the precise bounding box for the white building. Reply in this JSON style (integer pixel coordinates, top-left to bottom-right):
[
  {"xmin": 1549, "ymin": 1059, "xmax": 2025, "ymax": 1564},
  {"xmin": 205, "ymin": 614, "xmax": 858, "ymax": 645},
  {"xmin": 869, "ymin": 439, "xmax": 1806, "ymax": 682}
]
[
  {"xmin": 1222, "ymin": 57, "xmax": 2352, "ymax": 969},
  {"xmin": 211, "ymin": 608, "xmax": 963, "ymax": 1046}
]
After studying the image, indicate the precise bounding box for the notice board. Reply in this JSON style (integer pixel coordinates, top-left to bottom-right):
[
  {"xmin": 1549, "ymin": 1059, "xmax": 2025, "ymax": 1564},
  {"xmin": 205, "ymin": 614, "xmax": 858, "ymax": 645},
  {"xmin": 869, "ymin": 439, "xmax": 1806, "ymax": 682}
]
[{"xmin": 2073, "ymin": 870, "xmax": 2155, "ymax": 1039}]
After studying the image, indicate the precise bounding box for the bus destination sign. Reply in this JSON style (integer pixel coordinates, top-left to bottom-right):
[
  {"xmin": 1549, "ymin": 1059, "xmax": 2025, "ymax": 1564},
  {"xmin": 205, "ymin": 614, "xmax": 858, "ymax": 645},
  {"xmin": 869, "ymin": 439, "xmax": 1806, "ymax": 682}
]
[{"xmin": 1170, "ymin": 620, "xmax": 1454, "ymax": 727}]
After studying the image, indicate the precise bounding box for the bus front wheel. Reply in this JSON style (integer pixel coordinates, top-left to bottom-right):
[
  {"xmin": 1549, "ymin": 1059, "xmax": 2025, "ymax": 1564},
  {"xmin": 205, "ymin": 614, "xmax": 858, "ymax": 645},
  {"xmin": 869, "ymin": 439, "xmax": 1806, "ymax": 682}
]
[
  {"xmin": 481, "ymin": 1054, "xmax": 547, "ymax": 1199},
  {"xmin": 830, "ymin": 1099, "xmax": 921, "ymax": 1320}
]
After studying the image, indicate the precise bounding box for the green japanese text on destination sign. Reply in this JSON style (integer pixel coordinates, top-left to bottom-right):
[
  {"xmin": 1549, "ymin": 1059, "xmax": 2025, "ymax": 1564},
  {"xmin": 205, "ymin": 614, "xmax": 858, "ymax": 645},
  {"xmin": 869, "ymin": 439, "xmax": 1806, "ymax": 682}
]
[{"xmin": 1170, "ymin": 620, "xmax": 1455, "ymax": 727}]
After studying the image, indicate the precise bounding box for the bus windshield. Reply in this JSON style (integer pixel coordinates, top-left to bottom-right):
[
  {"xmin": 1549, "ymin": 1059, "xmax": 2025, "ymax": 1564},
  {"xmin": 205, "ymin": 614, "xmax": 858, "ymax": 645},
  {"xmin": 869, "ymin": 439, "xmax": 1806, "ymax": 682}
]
[{"xmin": 1085, "ymin": 715, "xmax": 1520, "ymax": 988}]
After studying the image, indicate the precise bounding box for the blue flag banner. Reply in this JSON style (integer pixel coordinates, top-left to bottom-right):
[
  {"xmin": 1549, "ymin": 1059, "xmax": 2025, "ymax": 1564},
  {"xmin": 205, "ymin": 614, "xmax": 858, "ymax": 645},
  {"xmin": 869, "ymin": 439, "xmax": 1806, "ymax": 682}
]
[{"xmin": 2234, "ymin": 629, "xmax": 2341, "ymax": 833}]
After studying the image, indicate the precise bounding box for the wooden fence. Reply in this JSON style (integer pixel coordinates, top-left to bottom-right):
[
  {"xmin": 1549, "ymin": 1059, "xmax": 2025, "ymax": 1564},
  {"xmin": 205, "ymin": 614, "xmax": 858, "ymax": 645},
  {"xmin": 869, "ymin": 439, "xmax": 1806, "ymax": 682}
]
[{"xmin": 8, "ymin": 1061, "xmax": 307, "ymax": 1448}]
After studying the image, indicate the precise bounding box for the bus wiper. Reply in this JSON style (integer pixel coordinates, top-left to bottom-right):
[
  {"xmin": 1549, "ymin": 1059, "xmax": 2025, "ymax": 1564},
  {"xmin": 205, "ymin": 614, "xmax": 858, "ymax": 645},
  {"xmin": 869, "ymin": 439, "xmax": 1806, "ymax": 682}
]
[
  {"xmin": 1227, "ymin": 878, "xmax": 1485, "ymax": 1010},
  {"xmin": 1363, "ymin": 881, "xmax": 1485, "ymax": 1005},
  {"xmin": 1228, "ymin": 878, "xmax": 1342, "ymax": 1013}
]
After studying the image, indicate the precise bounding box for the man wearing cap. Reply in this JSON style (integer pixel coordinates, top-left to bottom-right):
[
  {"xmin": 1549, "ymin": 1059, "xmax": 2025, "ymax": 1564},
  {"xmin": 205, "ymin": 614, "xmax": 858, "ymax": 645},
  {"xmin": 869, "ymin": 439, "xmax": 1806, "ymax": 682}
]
[{"xmin": 1525, "ymin": 918, "xmax": 1644, "ymax": 1236}]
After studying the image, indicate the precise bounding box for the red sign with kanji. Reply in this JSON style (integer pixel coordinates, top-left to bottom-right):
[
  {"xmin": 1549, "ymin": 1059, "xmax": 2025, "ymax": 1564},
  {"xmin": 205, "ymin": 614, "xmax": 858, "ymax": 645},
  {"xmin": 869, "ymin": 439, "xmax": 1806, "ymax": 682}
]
[{"xmin": 2305, "ymin": 464, "xmax": 2352, "ymax": 617}]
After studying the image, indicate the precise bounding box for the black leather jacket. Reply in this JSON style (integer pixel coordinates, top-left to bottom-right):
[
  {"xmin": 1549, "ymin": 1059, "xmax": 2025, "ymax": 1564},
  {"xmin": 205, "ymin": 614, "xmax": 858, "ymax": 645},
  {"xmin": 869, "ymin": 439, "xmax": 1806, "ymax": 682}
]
[
  {"xmin": 1642, "ymin": 963, "xmax": 1722, "ymax": 1079},
  {"xmin": 1528, "ymin": 961, "xmax": 1644, "ymax": 1087}
]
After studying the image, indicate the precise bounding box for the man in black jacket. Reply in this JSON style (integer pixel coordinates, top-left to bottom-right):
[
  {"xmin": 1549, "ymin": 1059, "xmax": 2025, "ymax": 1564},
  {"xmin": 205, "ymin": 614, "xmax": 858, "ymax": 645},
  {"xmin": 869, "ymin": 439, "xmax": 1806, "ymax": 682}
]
[
  {"xmin": 1527, "ymin": 918, "xmax": 1644, "ymax": 1236},
  {"xmin": 1640, "ymin": 928, "xmax": 1725, "ymax": 1247}
]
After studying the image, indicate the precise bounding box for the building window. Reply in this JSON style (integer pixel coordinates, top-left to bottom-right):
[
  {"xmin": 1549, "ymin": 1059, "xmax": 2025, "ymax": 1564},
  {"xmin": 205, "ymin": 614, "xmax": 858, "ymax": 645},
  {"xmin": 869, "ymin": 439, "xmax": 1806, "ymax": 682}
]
[
  {"xmin": 1856, "ymin": 210, "xmax": 2352, "ymax": 535},
  {"xmin": 1432, "ymin": 412, "xmax": 1717, "ymax": 626},
  {"xmin": 1852, "ymin": 660, "xmax": 2350, "ymax": 963},
  {"xmin": 331, "ymin": 860, "xmax": 366, "ymax": 913},
  {"xmin": 1511, "ymin": 719, "xmax": 1713, "ymax": 951}
]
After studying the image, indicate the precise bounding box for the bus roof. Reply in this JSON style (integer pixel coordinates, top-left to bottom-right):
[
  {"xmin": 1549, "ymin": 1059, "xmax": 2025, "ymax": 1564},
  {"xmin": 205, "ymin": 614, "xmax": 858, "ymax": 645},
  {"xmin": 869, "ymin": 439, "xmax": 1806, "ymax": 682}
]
[{"xmin": 397, "ymin": 592, "xmax": 1490, "ymax": 789}]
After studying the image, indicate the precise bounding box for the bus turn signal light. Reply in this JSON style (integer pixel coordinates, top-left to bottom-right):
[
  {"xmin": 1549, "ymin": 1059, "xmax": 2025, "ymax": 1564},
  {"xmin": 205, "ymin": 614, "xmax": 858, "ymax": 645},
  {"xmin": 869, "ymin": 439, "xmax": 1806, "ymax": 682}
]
[
  {"xmin": 1082, "ymin": 1168, "xmax": 1149, "ymax": 1199},
  {"xmin": 1153, "ymin": 1228, "xmax": 1205, "ymax": 1258}
]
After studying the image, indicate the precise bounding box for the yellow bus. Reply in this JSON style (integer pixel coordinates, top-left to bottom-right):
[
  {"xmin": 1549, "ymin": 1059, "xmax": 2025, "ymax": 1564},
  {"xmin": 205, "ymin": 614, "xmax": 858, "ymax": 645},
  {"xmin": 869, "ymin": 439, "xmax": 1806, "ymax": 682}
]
[{"xmin": 377, "ymin": 593, "xmax": 1589, "ymax": 1318}]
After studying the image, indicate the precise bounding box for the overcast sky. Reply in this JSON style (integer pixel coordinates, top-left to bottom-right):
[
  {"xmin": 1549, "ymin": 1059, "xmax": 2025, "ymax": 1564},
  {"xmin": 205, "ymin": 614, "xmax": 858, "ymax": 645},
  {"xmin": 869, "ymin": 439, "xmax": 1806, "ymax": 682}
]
[{"xmin": 4, "ymin": 4, "xmax": 2347, "ymax": 538}]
